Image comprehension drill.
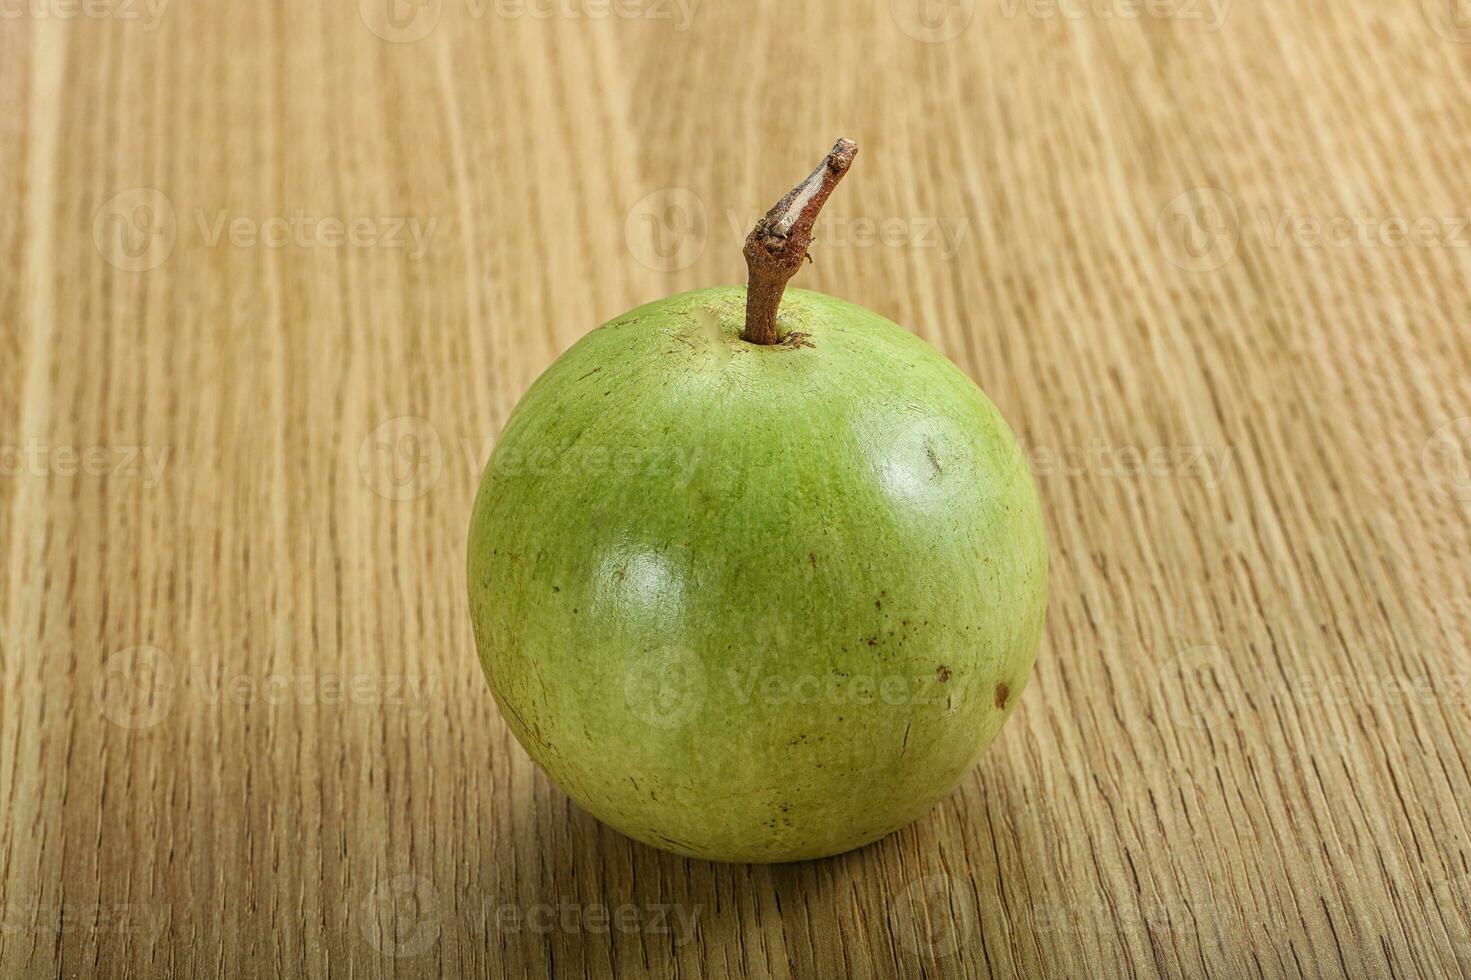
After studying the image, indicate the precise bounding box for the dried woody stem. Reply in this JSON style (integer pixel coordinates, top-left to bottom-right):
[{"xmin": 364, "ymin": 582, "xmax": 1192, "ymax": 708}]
[{"xmin": 741, "ymin": 139, "xmax": 858, "ymax": 345}]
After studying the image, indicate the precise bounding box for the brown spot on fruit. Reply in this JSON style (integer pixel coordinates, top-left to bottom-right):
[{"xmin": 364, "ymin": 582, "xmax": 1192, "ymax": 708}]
[
  {"xmin": 936, "ymin": 665, "xmax": 951, "ymax": 683},
  {"xmin": 925, "ymin": 441, "xmax": 943, "ymax": 478},
  {"xmin": 995, "ymin": 682, "xmax": 1011, "ymax": 709}
]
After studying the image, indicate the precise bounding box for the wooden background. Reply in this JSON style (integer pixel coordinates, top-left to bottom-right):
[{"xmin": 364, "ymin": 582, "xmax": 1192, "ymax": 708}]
[{"xmin": 3, "ymin": 0, "xmax": 1470, "ymax": 976}]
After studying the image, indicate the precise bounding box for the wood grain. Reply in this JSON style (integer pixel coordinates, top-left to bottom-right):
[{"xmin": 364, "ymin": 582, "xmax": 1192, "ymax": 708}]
[{"xmin": 3, "ymin": 1, "xmax": 1471, "ymax": 976}]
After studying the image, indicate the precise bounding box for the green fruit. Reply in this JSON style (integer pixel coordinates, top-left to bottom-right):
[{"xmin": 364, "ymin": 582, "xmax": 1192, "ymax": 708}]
[{"xmin": 467, "ymin": 142, "xmax": 1047, "ymax": 863}]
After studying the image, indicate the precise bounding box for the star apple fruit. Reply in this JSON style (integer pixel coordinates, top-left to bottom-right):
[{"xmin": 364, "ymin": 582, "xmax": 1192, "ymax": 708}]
[{"xmin": 468, "ymin": 140, "xmax": 1047, "ymax": 862}]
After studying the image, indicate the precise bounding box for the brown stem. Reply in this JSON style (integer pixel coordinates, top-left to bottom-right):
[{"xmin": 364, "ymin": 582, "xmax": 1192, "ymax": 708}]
[{"xmin": 741, "ymin": 138, "xmax": 858, "ymax": 345}]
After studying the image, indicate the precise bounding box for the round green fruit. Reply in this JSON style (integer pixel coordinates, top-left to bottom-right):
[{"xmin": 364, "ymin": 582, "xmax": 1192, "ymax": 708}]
[{"xmin": 467, "ymin": 143, "xmax": 1047, "ymax": 863}]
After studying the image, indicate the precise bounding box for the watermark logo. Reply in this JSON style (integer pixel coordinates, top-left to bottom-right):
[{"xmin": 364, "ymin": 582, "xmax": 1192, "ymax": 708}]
[
  {"xmin": 95, "ymin": 190, "xmax": 438, "ymax": 269},
  {"xmin": 626, "ymin": 187, "xmax": 971, "ymax": 270},
  {"xmin": 0, "ymin": 900, "xmax": 168, "ymax": 938},
  {"xmin": 1260, "ymin": 209, "xmax": 1471, "ymax": 250},
  {"xmin": 623, "ymin": 659, "xmax": 972, "ymax": 729},
  {"xmin": 0, "ymin": 440, "xmax": 171, "ymax": 488},
  {"xmin": 888, "ymin": 873, "xmax": 976, "ymax": 958},
  {"xmin": 1159, "ymin": 187, "xmax": 1471, "ymax": 270},
  {"xmin": 724, "ymin": 666, "xmax": 966, "ymax": 709},
  {"xmin": 997, "ymin": 0, "xmax": 1230, "ymax": 30},
  {"xmin": 95, "ymin": 646, "xmax": 177, "ymax": 730},
  {"xmin": 488, "ymin": 0, "xmax": 698, "ymax": 28},
  {"xmin": 359, "ymin": 0, "xmax": 442, "ymax": 41},
  {"xmin": 193, "ymin": 210, "xmax": 437, "ymax": 259},
  {"xmin": 1032, "ymin": 896, "xmax": 1224, "ymax": 937},
  {"xmin": 1423, "ymin": 417, "xmax": 1471, "ymax": 500},
  {"xmin": 471, "ymin": 899, "xmax": 701, "ymax": 942},
  {"xmin": 358, "ymin": 416, "xmax": 444, "ymax": 501},
  {"xmin": 1423, "ymin": 0, "xmax": 1471, "ymax": 42},
  {"xmin": 356, "ymin": 879, "xmax": 702, "ymax": 957},
  {"xmin": 722, "ymin": 209, "xmax": 970, "ymax": 259},
  {"xmin": 626, "ymin": 187, "xmax": 708, "ymax": 272},
  {"xmin": 1156, "ymin": 187, "xmax": 1239, "ymax": 272},
  {"xmin": 356, "ymin": 419, "xmax": 702, "ymax": 500},
  {"xmin": 1432, "ymin": 874, "xmax": 1471, "ymax": 957},
  {"xmin": 96, "ymin": 647, "xmax": 440, "ymax": 726},
  {"xmin": 1287, "ymin": 673, "xmax": 1467, "ymax": 709},
  {"xmin": 360, "ymin": 0, "xmax": 698, "ymax": 42},
  {"xmin": 0, "ymin": 0, "xmax": 169, "ymax": 30},
  {"xmin": 1023, "ymin": 440, "xmax": 1234, "ymax": 487},
  {"xmin": 360, "ymin": 875, "xmax": 441, "ymax": 958},
  {"xmin": 93, "ymin": 188, "xmax": 176, "ymax": 272},
  {"xmin": 1158, "ymin": 654, "xmax": 1469, "ymax": 736},
  {"xmin": 891, "ymin": 0, "xmax": 975, "ymax": 42},
  {"xmin": 491, "ymin": 441, "xmax": 702, "ymax": 485},
  {"xmin": 623, "ymin": 646, "xmax": 706, "ymax": 729},
  {"xmin": 191, "ymin": 669, "xmax": 440, "ymax": 716},
  {"xmin": 1424, "ymin": 416, "xmax": 1471, "ymax": 501},
  {"xmin": 1153, "ymin": 643, "xmax": 1238, "ymax": 730}
]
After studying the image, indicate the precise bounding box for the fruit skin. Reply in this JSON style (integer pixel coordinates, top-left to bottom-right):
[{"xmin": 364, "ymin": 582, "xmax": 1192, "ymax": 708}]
[{"xmin": 468, "ymin": 285, "xmax": 1047, "ymax": 863}]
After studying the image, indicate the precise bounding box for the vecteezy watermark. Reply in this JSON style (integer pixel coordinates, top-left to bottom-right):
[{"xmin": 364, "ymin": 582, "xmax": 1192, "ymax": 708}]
[
  {"xmin": 1152, "ymin": 644, "xmax": 1240, "ymax": 731},
  {"xmin": 1159, "ymin": 186, "xmax": 1471, "ymax": 271},
  {"xmin": 890, "ymin": 0, "xmax": 976, "ymax": 42},
  {"xmin": 1423, "ymin": 0, "xmax": 1471, "ymax": 43},
  {"xmin": 356, "ymin": 415, "xmax": 704, "ymax": 501},
  {"xmin": 194, "ymin": 210, "xmax": 437, "ymax": 259},
  {"xmin": 0, "ymin": 0, "xmax": 169, "ymax": 30},
  {"xmin": 1022, "ymin": 441, "xmax": 1235, "ymax": 487},
  {"xmin": 358, "ymin": 0, "xmax": 698, "ymax": 43},
  {"xmin": 624, "ymin": 188, "xmax": 974, "ymax": 273},
  {"xmin": 358, "ymin": 874, "xmax": 701, "ymax": 958},
  {"xmin": 485, "ymin": 0, "xmax": 697, "ymax": 28},
  {"xmin": 1155, "ymin": 187, "xmax": 1240, "ymax": 272},
  {"xmin": 0, "ymin": 900, "xmax": 168, "ymax": 939},
  {"xmin": 1259, "ymin": 209, "xmax": 1471, "ymax": 250},
  {"xmin": 1423, "ymin": 417, "xmax": 1471, "ymax": 500},
  {"xmin": 888, "ymin": 873, "xmax": 977, "ymax": 959},
  {"xmin": 93, "ymin": 188, "xmax": 177, "ymax": 272},
  {"xmin": 1154, "ymin": 641, "xmax": 1471, "ymax": 735},
  {"xmin": 1285, "ymin": 673, "xmax": 1471, "ymax": 708},
  {"xmin": 360, "ymin": 875, "xmax": 441, "ymax": 958},
  {"xmin": 93, "ymin": 188, "xmax": 439, "ymax": 271},
  {"xmin": 95, "ymin": 646, "xmax": 178, "ymax": 730},
  {"xmin": 189, "ymin": 668, "xmax": 439, "ymax": 717},
  {"xmin": 626, "ymin": 187, "xmax": 709, "ymax": 272},
  {"xmin": 490, "ymin": 441, "xmax": 701, "ymax": 484},
  {"xmin": 722, "ymin": 209, "xmax": 971, "ymax": 260},
  {"xmin": 358, "ymin": 0, "xmax": 442, "ymax": 41},
  {"xmin": 1031, "ymin": 896, "xmax": 1224, "ymax": 938},
  {"xmin": 623, "ymin": 651, "xmax": 975, "ymax": 731},
  {"xmin": 1432, "ymin": 874, "xmax": 1471, "ymax": 956},
  {"xmin": 95, "ymin": 647, "xmax": 440, "ymax": 728},
  {"xmin": 468, "ymin": 899, "xmax": 701, "ymax": 944},
  {"xmin": 723, "ymin": 665, "xmax": 968, "ymax": 709},
  {"xmin": 624, "ymin": 646, "xmax": 707, "ymax": 730},
  {"xmin": 358, "ymin": 416, "xmax": 446, "ymax": 501},
  {"xmin": 997, "ymin": 0, "xmax": 1230, "ymax": 30},
  {"xmin": 0, "ymin": 440, "xmax": 171, "ymax": 488}
]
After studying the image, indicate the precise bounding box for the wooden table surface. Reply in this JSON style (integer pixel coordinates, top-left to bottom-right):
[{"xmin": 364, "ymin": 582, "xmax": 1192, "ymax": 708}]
[{"xmin": 4, "ymin": 1, "xmax": 1471, "ymax": 977}]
